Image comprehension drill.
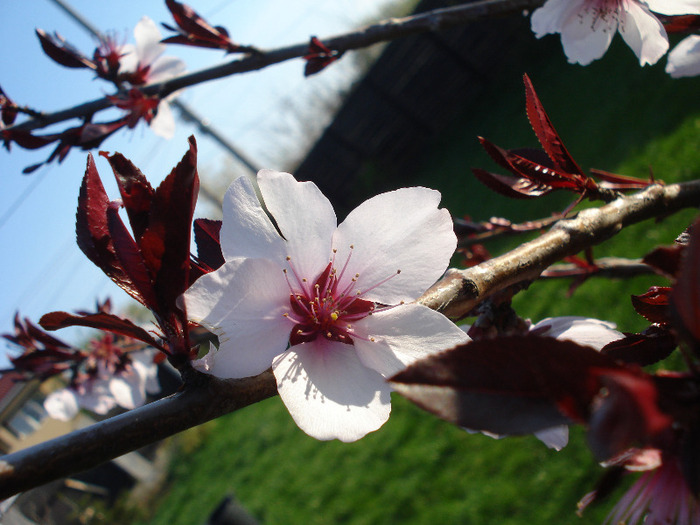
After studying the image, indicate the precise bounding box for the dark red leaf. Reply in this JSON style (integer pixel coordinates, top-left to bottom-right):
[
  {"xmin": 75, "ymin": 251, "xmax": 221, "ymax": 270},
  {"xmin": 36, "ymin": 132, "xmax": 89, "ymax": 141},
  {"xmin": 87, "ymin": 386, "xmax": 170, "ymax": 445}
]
[
  {"xmin": 100, "ymin": 151, "xmax": 155, "ymax": 242},
  {"xmin": 661, "ymin": 14, "xmax": 700, "ymax": 32},
  {"xmin": 141, "ymin": 135, "xmax": 199, "ymax": 312},
  {"xmin": 35, "ymin": 29, "xmax": 95, "ymax": 69},
  {"xmin": 76, "ymin": 154, "xmax": 151, "ymax": 306},
  {"xmin": 193, "ymin": 218, "xmax": 224, "ymax": 271},
  {"xmin": 106, "ymin": 206, "xmax": 158, "ymax": 309},
  {"xmin": 163, "ymin": 0, "xmax": 242, "ymax": 52},
  {"xmin": 478, "ymin": 137, "xmax": 581, "ymax": 190},
  {"xmin": 523, "ymin": 73, "xmax": 585, "ymax": 178},
  {"xmin": 0, "ymin": 85, "xmax": 18, "ymax": 126},
  {"xmin": 40, "ymin": 311, "xmax": 165, "ymax": 352},
  {"xmin": 304, "ymin": 37, "xmax": 340, "ymax": 76},
  {"xmin": 390, "ymin": 335, "xmax": 626, "ymax": 436},
  {"xmin": 3, "ymin": 129, "xmax": 60, "ymax": 150},
  {"xmin": 589, "ymin": 168, "xmax": 654, "ymax": 189},
  {"xmin": 670, "ymin": 217, "xmax": 700, "ymax": 351},
  {"xmin": 587, "ymin": 370, "xmax": 673, "ymax": 461},
  {"xmin": 631, "ymin": 286, "xmax": 672, "ymax": 324},
  {"xmin": 602, "ymin": 326, "xmax": 677, "ymax": 366},
  {"xmin": 643, "ymin": 244, "xmax": 685, "ymax": 279},
  {"xmin": 472, "ymin": 168, "xmax": 551, "ymax": 199}
]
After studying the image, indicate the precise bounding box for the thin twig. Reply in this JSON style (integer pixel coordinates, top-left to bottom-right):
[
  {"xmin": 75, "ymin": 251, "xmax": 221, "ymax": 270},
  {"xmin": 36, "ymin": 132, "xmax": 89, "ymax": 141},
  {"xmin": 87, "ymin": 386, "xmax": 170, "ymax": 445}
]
[{"xmin": 7, "ymin": 0, "xmax": 544, "ymax": 134}]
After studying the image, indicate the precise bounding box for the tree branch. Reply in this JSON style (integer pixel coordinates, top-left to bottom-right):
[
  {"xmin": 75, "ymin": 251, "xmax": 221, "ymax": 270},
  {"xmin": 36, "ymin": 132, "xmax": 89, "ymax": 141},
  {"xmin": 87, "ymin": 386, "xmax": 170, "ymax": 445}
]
[
  {"xmin": 418, "ymin": 181, "xmax": 700, "ymax": 318},
  {"xmin": 0, "ymin": 371, "xmax": 277, "ymax": 500},
  {"xmin": 8, "ymin": 0, "xmax": 544, "ymax": 133},
  {"xmin": 1, "ymin": 180, "xmax": 696, "ymax": 500}
]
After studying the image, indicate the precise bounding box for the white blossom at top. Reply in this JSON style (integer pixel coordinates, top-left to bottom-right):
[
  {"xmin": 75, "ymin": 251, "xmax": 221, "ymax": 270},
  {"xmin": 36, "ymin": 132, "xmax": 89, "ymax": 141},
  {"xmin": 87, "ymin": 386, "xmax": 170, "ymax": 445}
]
[
  {"xmin": 183, "ymin": 170, "xmax": 469, "ymax": 442},
  {"xmin": 119, "ymin": 17, "xmax": 186, "ymax": 139},
  {"xmin": 531, "ymin": 0, "xmax": 700, "ymax": 66}
]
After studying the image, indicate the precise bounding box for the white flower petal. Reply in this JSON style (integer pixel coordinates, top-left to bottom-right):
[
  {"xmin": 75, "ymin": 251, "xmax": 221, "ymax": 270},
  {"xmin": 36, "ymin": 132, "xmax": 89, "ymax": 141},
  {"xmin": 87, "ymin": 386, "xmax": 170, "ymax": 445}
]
[
  {"xmin": 272, "ymin": 341, "xmax": 391, "ymax": 442},
  {"xmin": 109, "ymin": 373, "xmax": 145, "ymax": 410},
  {"xmin": 44, "ymin": 389, "xmax": 79, "ymax": 421},
  {"xmin": 130, "ymin": 349, "xmax": 160, "ymax": 395},
  {"xmin": 118, "ymin": 43, "xmax": 138, "ymax": 74},
  {"xmin": 666, "ymin": 35, "xmax": 700, "ymax": 77},
  {"xmin": 531, "ymin": 316, "xmax": 623, "ymax": 350},
  {"xmin": 531, "ymin": 0, "xmax": 586, "ymax": 37},
  {"xmin": 353, "ymin": 303, "xmax": 469, "ymax": 378},
  {"xmin": 333, "ymin": 187, "xmax": 455, "ymax": 304},
  {"xmin": 147, "ymin": 55, "xmax": 186, "ymax": 84},
  {"xmin": 560, "ymin": 7, "xmax": 616, "ymax": 65},
  {"xmin": 220, "ymin": 175, "xmax": 287, "ymax": 262},
  {"xmin": 646, "ymin": 0, "xmax": 700, "ymax": 15},
  {"xmin": 257, "ymin": 170, "xmax": 337, "ymax": 281},
  {"xmin": 78, "ymin": 381, "xmax": 117, "ymax": 415},
  {"xmin": 184, "ymin": 258, "xmax": 293, "ymax": 378},
  {"xmin": 534, "ymin": 425, "xmax": 569, "ymax": 450},
  {"xmin": 133, "ymin": 16, "xmax": 165, "ymax": 66},
  {"xmin": 619, "ymin": 2, "xmax": 669, "ymax": 66},
  {"xmin": 149, "ymin": 101, "xmax": 175, "ymax": 139}
]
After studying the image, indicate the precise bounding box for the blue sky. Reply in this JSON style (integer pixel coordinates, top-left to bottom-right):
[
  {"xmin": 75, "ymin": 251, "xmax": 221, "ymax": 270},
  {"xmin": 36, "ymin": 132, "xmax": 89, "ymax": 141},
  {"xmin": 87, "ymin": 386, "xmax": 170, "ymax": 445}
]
[{"xmin": 0, "ymin": 0, "xmax": 394, "ymax": 366}]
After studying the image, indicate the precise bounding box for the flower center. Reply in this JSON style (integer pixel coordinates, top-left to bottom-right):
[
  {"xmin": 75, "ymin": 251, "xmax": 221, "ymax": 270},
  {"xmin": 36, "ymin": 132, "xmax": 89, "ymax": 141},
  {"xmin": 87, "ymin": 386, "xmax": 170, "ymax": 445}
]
[
  {"xmin": 581, "ymin": 0, "xmax": 622, "ymax": 32},
  {"xmin": 282, "ymin": 247, "xmax": 399, "ymax": 346}
]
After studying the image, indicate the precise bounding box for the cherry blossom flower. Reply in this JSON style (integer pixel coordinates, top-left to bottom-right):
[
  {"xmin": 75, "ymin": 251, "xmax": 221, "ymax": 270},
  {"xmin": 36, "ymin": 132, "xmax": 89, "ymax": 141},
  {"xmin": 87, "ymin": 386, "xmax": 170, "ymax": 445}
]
[
  {"xmin": 666, "ymin": 34, "xmax": 700, "ymax": 77},
  {"xmin": 43, "ymin": 344, "xmax": 160, "ymax": 421},
  {"xmin": 117, "ymin": 17, "xmax": 186, "ymax": 139},
  {"xmin": 464, "ymin": 316, "xmax": 624, "ymax": 450},
  {"xmin": 530, "ymin": 0, "xmax": 700, "ymax": 66},
  {"xmin": 184, "ymin": 170, "xmax": 469, "ymax": 442},
  {"xmin": 578, "ymin": 448, "xmax": 700, "ymax": 524}
]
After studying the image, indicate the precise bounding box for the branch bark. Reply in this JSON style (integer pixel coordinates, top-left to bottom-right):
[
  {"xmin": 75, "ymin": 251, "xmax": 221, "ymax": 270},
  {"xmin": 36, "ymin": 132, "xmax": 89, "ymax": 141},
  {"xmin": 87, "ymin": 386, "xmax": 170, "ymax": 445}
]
[
  {"xmin": 8, "ymin": 0, "xmax": 544, "ymax": 133},
  {"xmin": 418, "ymin": 181, "xmax": 700, "ymax": 317}
]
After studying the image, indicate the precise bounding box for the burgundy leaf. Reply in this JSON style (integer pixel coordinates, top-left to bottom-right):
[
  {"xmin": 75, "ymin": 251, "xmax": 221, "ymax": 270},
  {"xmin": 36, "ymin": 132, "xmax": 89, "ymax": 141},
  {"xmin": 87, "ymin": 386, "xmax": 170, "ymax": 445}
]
[
  {"xmin": 587, "ymin": 370, "xmax": 673, "ymax": 461},
  {"xmin": 390, "ymin": 335, "xmax": 627, "ymax": 436},
  {"xmin": 643, "ymin": 244, "xmax": 685, "ymax": 279},
  {"xmin": 76, "ymin": 154, "xmax": 150, "ymax": 306},
  {"xmin": 478, "ymin": 137, "xmax": 580, "ymax": 190},
  {"xmin": 141, "ymin": 135, "xmax": 199, "ymax": 312},
  {"xmin": 0, "ymin": 85, "xmax": 18, "ymax": 126},
  {"xmin": 100, "ymin": 150, "xmax": 155, "ymax": 242},
  {"xmin": 472, "ymin": 168, "xmax": 551, "ymax": 199},
  {"xmin": 661, "ymin": 14, "xmax": 700, "ymax": 32},
  {"xmin": 602, "ymin": 326, "xmax": 677, "ymax": 366},
  {"xmin": 670, "ymin": 217, "xmax": 700, "ymax": 351},
  {"xmin": 3, "ymin": 129, "xmax": 60, "ymax": 150},
  {"xmin": 35, "ymin": 29, "xmax": 95, "ymax": 69},
  {"xmin": 589, "ymin": 168, "xmax": 654, "ymax": 190},
  {"xmin": 304, "ymin": 37, "xmax": 341, "ymax": 76},
  {"xmin": 193, "ymin": 218, "xmax": 224, "ymax": 271},
  {"xmin": 163, "ymin": 0, "xmax": 243, "ymax": 52},
  {"xmin": 106, "ymin": 206, "xmax": 158, "ymax": 309},
  {"xmin": 40, "ymin": 311, "xmax": 165, "ymax": 351},
  {"xmin": 523, "ymin": 73, "xmax": 585, "ymax": 178},
  {"xmin": 631, "ymin": 286, "xmax": 672, "ymax": 324}
]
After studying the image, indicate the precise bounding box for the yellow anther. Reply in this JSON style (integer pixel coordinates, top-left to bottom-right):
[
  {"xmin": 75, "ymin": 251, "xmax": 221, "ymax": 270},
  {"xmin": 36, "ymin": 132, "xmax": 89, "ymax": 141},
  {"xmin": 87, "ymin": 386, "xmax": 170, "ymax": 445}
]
[{"xmin": 330, "ymin": 311, "xmax": 339, "ymax": 321}]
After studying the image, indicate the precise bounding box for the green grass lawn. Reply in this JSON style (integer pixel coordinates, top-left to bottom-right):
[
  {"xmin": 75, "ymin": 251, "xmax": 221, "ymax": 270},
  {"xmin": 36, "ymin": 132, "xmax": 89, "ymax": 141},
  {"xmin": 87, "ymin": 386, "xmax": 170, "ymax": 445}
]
[{"xmin": 133, "ymin": 32, "xmax": 700, "ymax": 525}]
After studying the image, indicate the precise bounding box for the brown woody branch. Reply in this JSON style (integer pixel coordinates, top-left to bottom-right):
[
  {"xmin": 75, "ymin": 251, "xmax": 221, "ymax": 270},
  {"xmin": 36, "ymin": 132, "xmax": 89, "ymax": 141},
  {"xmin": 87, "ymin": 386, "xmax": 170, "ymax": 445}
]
[
  {"xmin": 540, "ymin": 257, "xmax": 654, "ymax": 280},
  {"xmin": 8, "ymin": 0, "xmax": 544, "ymax": 133},
  {"xmin": 419, "ymin": 181, "xmax": 700, "ymax": 318},
  {"xmin": 0, "ymin": 181, "xmax": 697, "ymax": 500}
]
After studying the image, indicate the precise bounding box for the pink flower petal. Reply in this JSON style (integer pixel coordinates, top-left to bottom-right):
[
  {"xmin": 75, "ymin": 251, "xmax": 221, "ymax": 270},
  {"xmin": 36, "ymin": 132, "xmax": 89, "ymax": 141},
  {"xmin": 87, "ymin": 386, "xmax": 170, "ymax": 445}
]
[
  {"xmin": 220, "ymin": 175, "xmax": 288, "ymax": 262},
  {"xmin": 352, "ymin": 303, "xmax": 469, "ymax": 378},
  {"xmin": 667, "ymin": 35, "xmax": 700, "ymax": 78},
  {"xmin": 257, "ymin": 170, "xmax": 337, "ymax": 281},
  {"xmin": 619, "ymin": 2, "xmax": 668, "ymax": 66},
  {"xmin": 272, "ymin": 340, "xmax": 391, "ymax": 442},
  {"xmin": 333, "ymin": 187, "xmax": 455, "ymax": 304},
  {"xmin": 531, "ymin": 316, "xmax": 623, "ymax": 350},
  {"xmin": 184, "ymin": 258, "xmax": 293, "ymax": 378},
  {"xmin": 44, "ymin": 389, "xmax": 79, "ymax": 421}
]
